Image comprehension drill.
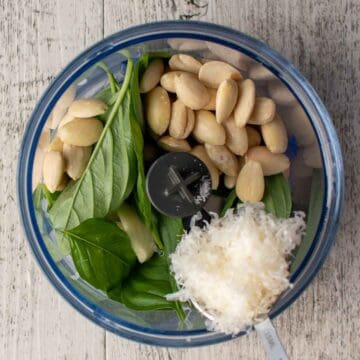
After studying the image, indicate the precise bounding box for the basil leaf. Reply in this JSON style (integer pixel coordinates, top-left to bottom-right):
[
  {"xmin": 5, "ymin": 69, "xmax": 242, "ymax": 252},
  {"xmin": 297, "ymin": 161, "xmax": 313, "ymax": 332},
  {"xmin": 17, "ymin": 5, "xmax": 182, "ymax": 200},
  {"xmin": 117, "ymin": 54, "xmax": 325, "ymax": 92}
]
[
  {"xmin": 159, "ymin": 215, "xmax": 183, "ymax": 255},
  {"xmin": 33, "ymin": 184, "xmax": 71, "ymax": 260},
  {"xmin": 290, "ymin": 169, "xmax": 323, "ymax": 273},
  {"xmin": 108, "ymin": 216, "xmax": 186, "ymax": 319},
  {"xmin": 33, "ymin": 183, "xmax": 60, "ymax": 211},
  {"xmin": 96, "ymin": 88, "xmax": 120, "ymax": 108},
  {"xmin": 33, "ymin": 184, "xmax": 44, "ymax": 209},
  {"xmin": 130, "ymin": 111, "xmax": 162, "ymax": 249},
  {"xmin": 159, "ymin": 215, "xmax": 186, "ymax": 320},
  {"xmin": 220, "ymin": 189, "xmax": 238, "ymax": 216},
  {"xmin": 130, "ymin": 58, "xmax": 145, "ymax": 130},
  {"xmin": 96, "ymin": 63, "xmax": 121, "ymax": 111},
  {"xmin": 65, "ymin": 218, "xmax": 137, "ymax": 292},
  {"xmin": 43, "ymin": 185, "xmax": 61, "ymax": 209},
  {"xmin": 49, "ymin": 60, "xmax": 136, "ymax": 236},
  {"xmin": 108, "ymin": 255, "xmax": 178, "ymax": 311},
  {"xmin": 130, "ymin": 54, "xmax": 170, "ymax": 249},
  {"xmin": 98, "ymin": 61, "xmax": 121, "ymax": 93},
  {"xmin": 262, "ymin": 174, "xmax": 292, "ymax": 218}
]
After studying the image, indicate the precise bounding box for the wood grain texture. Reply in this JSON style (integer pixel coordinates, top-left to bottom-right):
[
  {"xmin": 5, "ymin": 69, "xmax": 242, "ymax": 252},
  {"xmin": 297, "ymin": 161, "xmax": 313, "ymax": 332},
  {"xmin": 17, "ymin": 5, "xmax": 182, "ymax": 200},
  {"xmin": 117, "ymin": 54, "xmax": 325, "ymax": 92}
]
[{"xmin": 0, "ymin": 0, "xmax": 359, "ymax": 359}]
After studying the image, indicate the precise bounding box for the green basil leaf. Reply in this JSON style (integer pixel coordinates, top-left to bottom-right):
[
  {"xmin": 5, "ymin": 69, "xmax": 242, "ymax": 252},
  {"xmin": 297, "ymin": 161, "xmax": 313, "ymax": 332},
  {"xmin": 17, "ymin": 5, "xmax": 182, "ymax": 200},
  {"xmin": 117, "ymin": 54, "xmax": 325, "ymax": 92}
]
[
  {"xmin": 130, "ymin": 58, "xmax": 145, "ymax": 130},
  {"xmin": 49, "ymin": 60, "xmax": 136, "ymax": 236},
  {"xmin": 96, "ymin": 88, "xmax": 120, "ymax": 108},
  {"xmin": 33, "ymin": 183, "xmax": 60, "ymax": 212},
  {"xmin": 32, "ymin": 184, "xmax": 71, "ymax": 260},
  {"xmin": 108, "ymin": 255, "xmax": 178, "ymax": 311},
  {"xmin": 262, "ymin": 174, "xmax": 292, "ymax": 218},
  {"xmin": 96, "ymin": 62, "xmax": 121, "ymax": 114},
  {"xmin": 159, "ymin": 215, "xmax": 186, "ymax": 320},
  {"xmin": 130, "ymin": 54, "xmax": 169, "ymax": 249},
  {"xmin": 108, "ymin": 216, "xmax": 186, "ymax": 319},
  {"xmin": 130, "ymin": 113, "xmax": 162, "ymax": 249},
  {"xmin": 159, "ymin": 215, "xmax": 183, "ymax": 256},
  {"xmin": 43, "ymin": 185, "xmax": 61, "ymax": 209},
  {"xmin": 65, "ymin": 218, "xmax": 137, "ymax": 292},
  {"xmin": 220, "ymin": 189, "xmax": 238, "ymax": 216},
  {"xmin": 290, "ymin": 169, "xmax": 323, "ymax": 273},
  {"xmin": 33, "ymin": 183, "xmax": 44, "ymax": 209},
  {"xmin": 97, "ymin": 61, "xmax": 121, "ymax": 93}
]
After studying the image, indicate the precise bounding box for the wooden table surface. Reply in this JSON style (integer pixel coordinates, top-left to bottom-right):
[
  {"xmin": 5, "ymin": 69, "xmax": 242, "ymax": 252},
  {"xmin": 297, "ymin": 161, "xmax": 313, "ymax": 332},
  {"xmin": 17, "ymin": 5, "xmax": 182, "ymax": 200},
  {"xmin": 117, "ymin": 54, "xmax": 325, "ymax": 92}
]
[{"xmin": 0, "ymin": 0, "xmax": 359, "ymax": 359}]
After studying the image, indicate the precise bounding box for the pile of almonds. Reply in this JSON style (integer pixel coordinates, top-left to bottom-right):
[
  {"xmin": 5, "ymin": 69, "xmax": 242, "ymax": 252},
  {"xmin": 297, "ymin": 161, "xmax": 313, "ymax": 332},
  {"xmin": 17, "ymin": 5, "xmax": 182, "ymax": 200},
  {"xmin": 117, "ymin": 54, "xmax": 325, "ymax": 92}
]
[
  {"xmin": 42, "ymin": 98, "xmax": 108, "ymax": 192},
  {"xmin": 140, "ymin": 54, "xmax": 290, "ymax": 202}
]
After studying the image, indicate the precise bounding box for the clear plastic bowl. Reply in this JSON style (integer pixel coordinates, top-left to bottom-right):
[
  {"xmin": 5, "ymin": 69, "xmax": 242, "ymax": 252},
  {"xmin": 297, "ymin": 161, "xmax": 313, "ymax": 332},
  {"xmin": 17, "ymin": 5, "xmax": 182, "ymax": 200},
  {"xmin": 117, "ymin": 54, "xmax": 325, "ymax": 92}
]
[{"xmin": 17, "ymin": 21, "xmax": 344, "ymax": 347}]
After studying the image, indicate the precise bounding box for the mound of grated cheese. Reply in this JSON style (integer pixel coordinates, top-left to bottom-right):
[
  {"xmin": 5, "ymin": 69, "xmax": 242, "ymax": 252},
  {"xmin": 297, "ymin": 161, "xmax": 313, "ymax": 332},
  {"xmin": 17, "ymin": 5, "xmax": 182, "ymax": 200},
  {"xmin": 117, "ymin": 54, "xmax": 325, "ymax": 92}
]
[{"xmin": 167, "ymin": 203, "xmax": 306, "ymax": 335}]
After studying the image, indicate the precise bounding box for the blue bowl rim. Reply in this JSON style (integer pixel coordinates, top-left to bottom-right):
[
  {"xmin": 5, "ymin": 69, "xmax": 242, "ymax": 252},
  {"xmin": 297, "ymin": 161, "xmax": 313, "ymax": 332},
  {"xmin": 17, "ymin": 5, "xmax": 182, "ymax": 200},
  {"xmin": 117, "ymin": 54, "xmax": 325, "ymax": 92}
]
[{"xmin": 17, "ymin": 20, "xmax": 344, "ymax": 347}]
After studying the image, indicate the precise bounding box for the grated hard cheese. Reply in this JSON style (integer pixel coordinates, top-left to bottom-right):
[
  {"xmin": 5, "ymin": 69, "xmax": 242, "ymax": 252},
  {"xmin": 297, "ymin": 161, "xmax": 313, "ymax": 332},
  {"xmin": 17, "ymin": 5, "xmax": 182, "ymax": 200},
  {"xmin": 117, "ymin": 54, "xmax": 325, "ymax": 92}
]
[{"xmin": 167, "ymin": 203, "xmax": 306, "ymax": 335}]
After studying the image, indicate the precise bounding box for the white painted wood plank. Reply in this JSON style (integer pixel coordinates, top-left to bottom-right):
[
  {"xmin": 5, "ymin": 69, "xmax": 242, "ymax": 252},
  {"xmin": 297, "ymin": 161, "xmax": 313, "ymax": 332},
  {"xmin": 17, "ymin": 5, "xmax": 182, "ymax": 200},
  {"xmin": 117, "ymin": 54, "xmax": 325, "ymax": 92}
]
[{"xmin": 0, "ymin": 1, "xmax": 106, "ymax": 359}]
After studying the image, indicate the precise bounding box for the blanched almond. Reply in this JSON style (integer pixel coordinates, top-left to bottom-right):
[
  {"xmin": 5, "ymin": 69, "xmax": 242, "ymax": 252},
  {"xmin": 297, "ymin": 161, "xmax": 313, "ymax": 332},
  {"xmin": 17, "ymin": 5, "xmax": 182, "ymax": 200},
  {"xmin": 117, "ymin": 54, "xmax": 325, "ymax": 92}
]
[
  {"xmin": 248, "ymin": 63, "xmax": 275, "ymax": 82},
  {"xmin": 49, "ymin": 84, "xmax": 76, "ymax": 129},
  {"xmin": 169, "ymin": 100, "xmax": 195, "ymax": 139},
  {"xmin": 236, "ymin": 160, "xmax": 264, "ymax": 202},
  {"xmin": 186, "ymin": 108, "xmax": 195, "ymax": 137},
  {"xmin": 58, "ymin": 112, "xmax": 75, "ymax": 128},
  {"xmin": 206, "ymin": 41, "xmax": 250, "ymax": 71},
  {"xmin": 267, "ymin": 80, "xmax": 296, "ymax": 106},
  {"xmin": 238, "ymin": 156, "xmax": 245, "ymax": 171},
  {"xmin": 203, "ymin": 87, "xmax": 217, "ymax": 110},
  {"xmin": 56, "ymin": 175, "xmax": 69, "ymax": 191},
  {"xmin": 216, "ymin": 79, "xmax": 238, "ymax": 124},
  {"xmin": 63, "ymin": 144, "xmax": 92, "ymax": 180},
  {"xmin": 32, "ymin": 147, "xmax": 46, "ymax": 190},
  {"xmin": 223, "ymin": 116, "xmax": 248, "ymax": 156},
  {"xmin": 205, "ymin": 144, "xmax": 239, "ymax": 176},
  {"xmin": 58, "ymin": 118, "xmax": 103, "ymax": 146},
  {"xmin": 246, "ymin": 126, "xmax": 262, "ymax": 148},
  {"xmin": 224, "ymin": 174, "xmax": 236, "ymax": 189},
  {"xmin": 145, "ymin": 86, "xmax": 171, "ymax": 135},
  {"xmin": 283, "ymin": 105, "xmax": 316, "ymax": 147},
  {"xmin": 139, "ymin": 59, "xmax": 164, "ymax": 93},
  {"xmin": 246, "ymin": 146, "xmax": 290, "ymax": 175},
  {"xmin": 261, "ymin": 114, "xmax": 288, "ymax": 153},
  {"xmin": 169, "ymin": 100, "xmax": 186, "ymax": 139},
  {"xmin": 199, "ymin": 61, "xmax": 243, "ymax": 88},
  {"xmin": 47, "ymin": 136, "xmax": 63, "ymax": 152},
  {"xmin": 167, "ymin": 38, "xmax": 208, "ymax": 51},
  {"xmin": 248, "ymin": 97, "xmax": 276, "ymax": 125},
  {"xmin": 234, "ymin": 79, "xmax": 256, "ymax": 127},
  {"xmin": 158, "ymin": 136, "xmax": 191, "ymax": 152},
  {"xmin": 38, "ymin": 128, "xmax": 51, "ymax": 149},
  {"xmin": 199, "ymin": 58, "xmax": 215, "ymax": 64},
  {"xmin": 169, "ymin": 54, "xmax": 202, "ymax": 74},
  {"xmin": 192, "ymin": 110, "xmax": 226, "ymax": 145},
  {"xmin": 191, "ymin": 145, "xmax": 220, "ymax": 190},
  {"xmin": 175, "ymin": 73, "xmax": 210, "ymax": 110},
  {"xmin": 33, "ymin": 125, "xmax": 51, "ymax": 189},
  {"xmin": 160, "ymin": 71, "xmax": 184, "ymax": 93},
  {"xmin": 43, "ymin": 151, "xmax": 66, "ymax": 193},
  {"xmin": 68, "ymin": 98, "xmax": 108, "ymax": 118}
]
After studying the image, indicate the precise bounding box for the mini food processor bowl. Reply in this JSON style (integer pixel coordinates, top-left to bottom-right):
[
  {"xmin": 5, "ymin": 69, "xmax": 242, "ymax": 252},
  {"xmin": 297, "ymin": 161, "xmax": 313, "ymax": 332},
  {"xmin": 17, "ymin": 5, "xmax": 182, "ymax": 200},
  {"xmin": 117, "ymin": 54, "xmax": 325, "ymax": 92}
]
[{"xmin": 17, "ymin": 21, "xmax": 344, "ymax": 347}]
